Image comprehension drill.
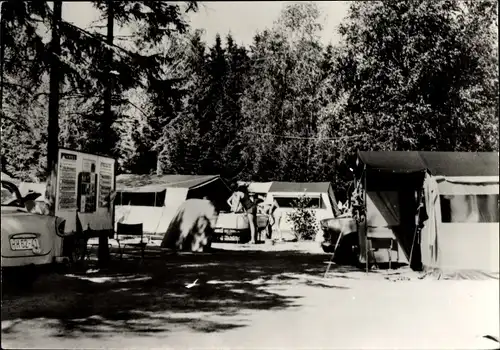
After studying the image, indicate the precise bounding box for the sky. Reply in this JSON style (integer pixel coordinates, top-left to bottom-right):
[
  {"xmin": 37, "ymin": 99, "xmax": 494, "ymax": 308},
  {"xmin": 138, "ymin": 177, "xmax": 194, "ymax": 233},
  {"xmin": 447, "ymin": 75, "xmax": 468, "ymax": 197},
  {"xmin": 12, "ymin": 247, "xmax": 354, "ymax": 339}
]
[
  {"xmin": 188, "ymin": 1, "xmax": 350, "ymax": 46},
  {"xmin": 61, "ymin": 1, "xmax": 351, "ymax": 47}
]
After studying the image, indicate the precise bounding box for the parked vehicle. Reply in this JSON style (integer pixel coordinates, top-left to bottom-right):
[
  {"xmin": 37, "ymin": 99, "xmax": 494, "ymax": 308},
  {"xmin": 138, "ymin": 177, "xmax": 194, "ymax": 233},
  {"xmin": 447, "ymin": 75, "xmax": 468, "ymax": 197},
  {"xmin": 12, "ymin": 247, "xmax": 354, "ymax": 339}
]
[
  {"xmin": 320, "ymin": 216, "xmax": 359, "ymax": 264},
  {"xmin": 1, "ymin": 179, "xmax": 71, "ymax": 287},
  {"xmin": 214, "ymin": 212, "xmax": 270, "ymax": 243},
  {"xmin": 266, "ymin": 182, "xmax": 341, "ymax": 242}
]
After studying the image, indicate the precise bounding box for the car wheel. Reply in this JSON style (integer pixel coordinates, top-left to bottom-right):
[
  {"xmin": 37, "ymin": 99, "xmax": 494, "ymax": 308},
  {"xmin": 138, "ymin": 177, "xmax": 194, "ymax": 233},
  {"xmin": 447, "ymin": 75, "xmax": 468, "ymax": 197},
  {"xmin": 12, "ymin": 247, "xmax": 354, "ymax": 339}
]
[
  {"xmin": 55, "ymin": 259, "xmax": 71, "ymax": 275},
  {"xmin": 74, "ymin": 238, "xmax": 87, "ymax": 262},
  {"xmin": 14, "ymin": 265, "xmax": 38, "ymax": 290},
  {"xmin": 65, "ymin": 236, "xmax": 87, "ymax": 263},
  {"xmin": 239, "ymin": 229, "xmax": 251, "ymax": 244},
  {"xmin": 321, "ymin": 244, "xmax": 335, "ymax": 253}
]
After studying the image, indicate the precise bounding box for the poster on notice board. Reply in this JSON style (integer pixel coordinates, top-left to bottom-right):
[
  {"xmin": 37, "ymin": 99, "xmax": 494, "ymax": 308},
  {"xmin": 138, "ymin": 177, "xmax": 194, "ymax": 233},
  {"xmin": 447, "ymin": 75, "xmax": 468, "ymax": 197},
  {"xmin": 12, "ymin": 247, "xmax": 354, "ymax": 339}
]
[
  {"xmin": 58, "ymin": 152, "xmax": 78, "ymax": 211},
  {"xmin": 99, "ymin": 161, "xmax": 113, "ymax": 208}
]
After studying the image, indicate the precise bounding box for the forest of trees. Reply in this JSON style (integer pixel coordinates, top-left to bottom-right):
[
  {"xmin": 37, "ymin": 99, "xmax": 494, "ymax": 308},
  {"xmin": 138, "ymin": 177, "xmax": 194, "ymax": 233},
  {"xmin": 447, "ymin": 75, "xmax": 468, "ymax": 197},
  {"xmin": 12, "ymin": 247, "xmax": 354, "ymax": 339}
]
[{"xmin": 1, "ymin": 0, "xmax": 498, "ymax": 201}]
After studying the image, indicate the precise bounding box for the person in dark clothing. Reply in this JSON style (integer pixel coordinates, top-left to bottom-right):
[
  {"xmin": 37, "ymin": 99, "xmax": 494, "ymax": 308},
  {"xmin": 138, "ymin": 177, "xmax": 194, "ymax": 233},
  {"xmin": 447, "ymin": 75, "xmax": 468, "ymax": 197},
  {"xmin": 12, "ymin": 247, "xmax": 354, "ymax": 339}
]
[
  {"xmin": 258, "ymin": 196, "xmax": 281, "ymax": 240},
  {"xmin": 227, "ymin": 184, "xmax": 258, "ymax": 243},
  {"xmin": 245, "ymin": 193, "xmax": 259, "ymax": 243}
]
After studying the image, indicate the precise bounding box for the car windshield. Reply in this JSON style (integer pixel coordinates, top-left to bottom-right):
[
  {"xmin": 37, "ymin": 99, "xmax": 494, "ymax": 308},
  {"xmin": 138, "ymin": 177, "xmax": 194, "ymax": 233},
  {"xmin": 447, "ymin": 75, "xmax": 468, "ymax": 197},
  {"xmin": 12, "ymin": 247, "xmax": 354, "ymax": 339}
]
[{"xmin": 1, "ymin": 181, "xmax": 22, "ymax": 207}]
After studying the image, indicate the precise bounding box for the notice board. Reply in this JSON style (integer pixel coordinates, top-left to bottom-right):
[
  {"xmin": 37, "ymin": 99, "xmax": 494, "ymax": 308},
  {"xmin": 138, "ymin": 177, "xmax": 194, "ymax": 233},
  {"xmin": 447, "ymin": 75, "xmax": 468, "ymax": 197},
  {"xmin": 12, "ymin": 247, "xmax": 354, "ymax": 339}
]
[{"xmin": 55, "ymin": 148, "xmax": 116, "ymax": 236}]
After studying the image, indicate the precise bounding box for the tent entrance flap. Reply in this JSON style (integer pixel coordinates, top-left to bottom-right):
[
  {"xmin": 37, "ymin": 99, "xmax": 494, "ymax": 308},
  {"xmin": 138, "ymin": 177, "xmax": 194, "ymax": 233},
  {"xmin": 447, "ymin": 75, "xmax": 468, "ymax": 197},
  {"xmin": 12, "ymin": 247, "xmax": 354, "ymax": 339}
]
[
  {"xmin": 186, "ymin": 178, "xmax": 232, "ymax": 212},
  {"xmin": 362, "ymin": 169, "xmax": 427, "ymax": 267}
]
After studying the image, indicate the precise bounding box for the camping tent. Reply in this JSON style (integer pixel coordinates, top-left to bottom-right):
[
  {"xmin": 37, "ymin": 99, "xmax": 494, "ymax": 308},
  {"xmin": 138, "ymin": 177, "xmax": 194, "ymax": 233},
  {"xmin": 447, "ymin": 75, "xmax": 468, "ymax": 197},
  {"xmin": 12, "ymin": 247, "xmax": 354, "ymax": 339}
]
[
  {"xmin": 356, "ymin": 151, "xmax": 499, "ymax": 278},
  {"xmin": 267, "ymin": 182, "xmax": 341, "ymax": 242},
  {"xmin": 115, "ymin": 174, "xmax": 232, "ymax": 235},
  {"xmin": 248, "ymin": 182, "xmax": 273, "ymax": 197}
]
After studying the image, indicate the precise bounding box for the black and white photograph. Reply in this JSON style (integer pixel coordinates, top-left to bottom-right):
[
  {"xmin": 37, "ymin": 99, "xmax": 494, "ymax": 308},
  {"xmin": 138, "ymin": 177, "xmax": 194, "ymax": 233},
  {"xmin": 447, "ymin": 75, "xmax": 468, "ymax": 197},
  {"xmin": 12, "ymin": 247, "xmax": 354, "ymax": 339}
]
[{"xmin": 1, "ymin": 0, "xmax": 499, "ymax": 349}]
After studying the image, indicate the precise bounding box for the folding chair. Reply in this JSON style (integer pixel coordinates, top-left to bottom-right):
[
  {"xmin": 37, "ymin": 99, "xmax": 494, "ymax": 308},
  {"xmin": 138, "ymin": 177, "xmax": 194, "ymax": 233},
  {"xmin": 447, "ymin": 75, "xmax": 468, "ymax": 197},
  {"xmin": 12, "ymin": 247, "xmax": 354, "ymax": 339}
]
[
  {"xmin": 367, "ymin": 237, "xmax": 399, "ymax": 269},
  {"xmin": 116, "ymin": 222, "xmax": 146, "ymax": 261}
]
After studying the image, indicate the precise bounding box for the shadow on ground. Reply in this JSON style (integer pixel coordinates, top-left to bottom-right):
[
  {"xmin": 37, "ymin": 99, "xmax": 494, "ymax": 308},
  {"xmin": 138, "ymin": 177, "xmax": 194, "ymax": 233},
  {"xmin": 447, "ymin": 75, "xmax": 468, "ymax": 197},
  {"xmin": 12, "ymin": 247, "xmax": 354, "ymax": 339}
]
[{"xmin": 2, "ymin": 247, "xmax": 358, "ymax": 339}]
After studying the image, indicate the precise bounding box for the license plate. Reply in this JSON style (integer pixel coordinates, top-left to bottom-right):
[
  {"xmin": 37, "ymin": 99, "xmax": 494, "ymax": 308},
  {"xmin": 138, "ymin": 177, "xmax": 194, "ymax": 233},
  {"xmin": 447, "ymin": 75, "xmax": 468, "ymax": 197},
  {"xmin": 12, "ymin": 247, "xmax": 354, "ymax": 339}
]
[{"xmin": 10, "ymin": 238, "xmax": 40, "ymax": 251}]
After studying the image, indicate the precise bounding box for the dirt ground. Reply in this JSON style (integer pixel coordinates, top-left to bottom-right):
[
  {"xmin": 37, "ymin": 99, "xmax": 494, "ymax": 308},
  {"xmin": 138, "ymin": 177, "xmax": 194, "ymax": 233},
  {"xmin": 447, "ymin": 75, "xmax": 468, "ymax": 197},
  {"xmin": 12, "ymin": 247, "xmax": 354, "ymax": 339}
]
[{"xmin": 2, "ymin": 242, "xmax": 499, "ymax": 350}]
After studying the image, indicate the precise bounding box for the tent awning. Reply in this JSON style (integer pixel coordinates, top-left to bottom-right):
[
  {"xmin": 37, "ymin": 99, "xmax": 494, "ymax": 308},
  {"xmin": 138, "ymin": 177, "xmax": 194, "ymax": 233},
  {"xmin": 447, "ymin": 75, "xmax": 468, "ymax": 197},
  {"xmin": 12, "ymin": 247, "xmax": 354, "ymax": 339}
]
[
  {"xmin": 435, "ymin": 176, "xmax": 499, "ymax": 184},
  {"xmin": 358, "ymin": 151, "xmax": 499, "ymax": 177},
  {"xmin": 117, "ymin": 185, "xmax": 166, "ymax": 193},
  {"xmin": 248, "ymin": 182, "xmax": 273, "ymax": 194},
  {"xmin": 358, "ymin": 151, "xmax": 426, "ymax": 173},
  {"xmin": 269, "ymin": 182, "xmax": 332, "ymax": 193},
  {"xmin": 116, "ymin": 174, "xmax": 222, "ymax": 192}
]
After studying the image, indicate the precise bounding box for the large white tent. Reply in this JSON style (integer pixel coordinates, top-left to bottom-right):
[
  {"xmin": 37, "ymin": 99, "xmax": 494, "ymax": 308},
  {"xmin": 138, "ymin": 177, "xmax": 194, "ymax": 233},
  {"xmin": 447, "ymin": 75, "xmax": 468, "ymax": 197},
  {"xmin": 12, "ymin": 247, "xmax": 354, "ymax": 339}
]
[
  {"xmin": 115, "ymin": 174, "xmax": 232, "ymax": 236},
  {"xmin": 356, "ymin": 151, "xmax": 499, "ymax": 278}
]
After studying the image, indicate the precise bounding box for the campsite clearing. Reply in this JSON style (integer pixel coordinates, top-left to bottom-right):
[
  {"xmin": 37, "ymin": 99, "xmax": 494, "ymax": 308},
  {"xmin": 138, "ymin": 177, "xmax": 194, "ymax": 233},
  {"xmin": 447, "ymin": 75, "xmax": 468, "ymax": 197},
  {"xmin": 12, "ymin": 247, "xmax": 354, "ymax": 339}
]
[{"xmin": 2, "ymin": 244, "xmax": 499, "ymax": 350}]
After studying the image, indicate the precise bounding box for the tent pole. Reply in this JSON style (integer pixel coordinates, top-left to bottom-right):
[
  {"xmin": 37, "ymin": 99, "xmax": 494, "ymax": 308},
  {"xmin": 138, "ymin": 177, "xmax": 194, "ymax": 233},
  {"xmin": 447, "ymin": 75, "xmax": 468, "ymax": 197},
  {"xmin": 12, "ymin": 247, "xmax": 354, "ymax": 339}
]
[
  {"xmin": 409, "ymin": 181, "xmax": 424, "ymax": 269},
  {"xmin": 364, "ymin": 167, "xmax": 368, "ymax": 274},
  {"xmin": 324, "ymin": 229, "xmax": 344, "ymax": 278}
]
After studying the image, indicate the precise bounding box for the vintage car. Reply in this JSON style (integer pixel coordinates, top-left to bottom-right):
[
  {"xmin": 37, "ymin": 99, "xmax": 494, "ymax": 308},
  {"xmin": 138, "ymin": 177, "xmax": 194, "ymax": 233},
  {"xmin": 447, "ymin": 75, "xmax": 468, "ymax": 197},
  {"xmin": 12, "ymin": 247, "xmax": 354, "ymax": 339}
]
[
  {"xmin": 214, "ymin": 212, "xmax": 270, "ymax": 243},
  {"xmin": 320, "ymin": 215, "xmax": 360, "ymax": 264},
  {"xmin": 1, "ymin": 178, "xmax": 70, "ymax": 287}
]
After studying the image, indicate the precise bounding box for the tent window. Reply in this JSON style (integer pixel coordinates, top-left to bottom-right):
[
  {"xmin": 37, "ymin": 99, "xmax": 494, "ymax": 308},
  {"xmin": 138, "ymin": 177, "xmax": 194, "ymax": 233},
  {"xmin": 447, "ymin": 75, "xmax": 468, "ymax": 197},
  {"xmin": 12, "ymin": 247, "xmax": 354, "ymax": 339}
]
[
  {"xmin": 274, "ymin": 196, "xmax": 324, "ymax": 209},
  {"xmin": 117, "ymin": 191, "xmax": 165, "ymax": 207},
  {"xmin": 440, "ymin": 194, "xmax": 499, "ymax": 223}
]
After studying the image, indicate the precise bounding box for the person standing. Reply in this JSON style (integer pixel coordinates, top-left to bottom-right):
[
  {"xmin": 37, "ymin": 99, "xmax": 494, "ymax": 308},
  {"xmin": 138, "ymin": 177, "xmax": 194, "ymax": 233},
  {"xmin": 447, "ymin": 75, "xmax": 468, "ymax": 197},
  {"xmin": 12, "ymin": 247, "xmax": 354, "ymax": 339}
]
[
  {"xmin": 227, "ymin": 185, "xmax": 244, "ymax": 213},
  {"xmin": 227, "ymin": 185, "xmax": 258, "ymax": 244},
  {"xmin": 246, "ymin": 193, "xmax": 259, "ymax": 243},
  {"xmin": 258, "ymin": 196, "xmax": 281, "ymax": 241}
]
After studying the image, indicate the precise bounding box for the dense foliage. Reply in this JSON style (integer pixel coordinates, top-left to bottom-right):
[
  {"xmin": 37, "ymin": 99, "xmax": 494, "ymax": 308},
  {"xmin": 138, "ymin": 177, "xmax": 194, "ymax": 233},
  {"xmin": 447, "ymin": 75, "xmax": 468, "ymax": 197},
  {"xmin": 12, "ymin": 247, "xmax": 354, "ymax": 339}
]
[
  {"xmin": 1, "ymin": 1, "xmax": 498, "ymax": 200},
  {"xmin": 286, "ymin": 195, "xmax": 320, "ymax": 241}
]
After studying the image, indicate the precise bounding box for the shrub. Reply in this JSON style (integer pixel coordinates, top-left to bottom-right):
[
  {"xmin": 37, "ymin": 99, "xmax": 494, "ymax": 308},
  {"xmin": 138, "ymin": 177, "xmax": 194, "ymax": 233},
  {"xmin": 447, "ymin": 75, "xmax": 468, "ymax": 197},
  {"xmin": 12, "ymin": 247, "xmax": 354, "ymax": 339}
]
[{"xmin": 286, "ymin": 195, "xmax": 319, "ymax": 241}]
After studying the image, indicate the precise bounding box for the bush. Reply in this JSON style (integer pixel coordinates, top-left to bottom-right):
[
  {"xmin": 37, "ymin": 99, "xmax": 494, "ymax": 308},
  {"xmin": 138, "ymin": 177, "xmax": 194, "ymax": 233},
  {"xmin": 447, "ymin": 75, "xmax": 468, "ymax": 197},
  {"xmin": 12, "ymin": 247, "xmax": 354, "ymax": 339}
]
[{"xmin": 286, "ymin": 195, "xmax": 319, "ymax": 241}]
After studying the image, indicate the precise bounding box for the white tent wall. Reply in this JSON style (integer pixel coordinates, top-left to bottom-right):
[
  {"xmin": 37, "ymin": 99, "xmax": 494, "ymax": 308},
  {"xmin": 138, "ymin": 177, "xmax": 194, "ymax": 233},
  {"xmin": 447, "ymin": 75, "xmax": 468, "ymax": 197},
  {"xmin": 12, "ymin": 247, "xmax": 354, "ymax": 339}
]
[
  {"xmin": 115, "ymin": 206, "xmax": 163, "ymax": 233},
  {"xmin": 421, "ymin": 175, "xmax": 499, "ymax": 275},
  {"xmin": 436, "ymin": 223, "xmax": 498, "ymax": 271},
  {"xmin": 115, "ymin": 187, "xmax": 189, "ymax": 235}
]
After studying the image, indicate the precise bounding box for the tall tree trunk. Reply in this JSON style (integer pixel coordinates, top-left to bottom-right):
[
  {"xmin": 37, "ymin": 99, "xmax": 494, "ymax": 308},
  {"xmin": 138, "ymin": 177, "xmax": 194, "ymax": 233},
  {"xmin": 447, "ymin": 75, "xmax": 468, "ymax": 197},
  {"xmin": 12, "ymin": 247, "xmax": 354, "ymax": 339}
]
[
  {"xmin": 0, "ymin": 6, "xmax": 5, "ymax": 115},
  {"xmin": 98, "ymin": 0, "xmax": 114, "ymax": 267},
  {"xmin": 46, "ymin": 0, "xmax": 62, "ymax": 215},
  {"xmin": 102, "ymin": 0, "xmax": 115, "ymax": 155}
]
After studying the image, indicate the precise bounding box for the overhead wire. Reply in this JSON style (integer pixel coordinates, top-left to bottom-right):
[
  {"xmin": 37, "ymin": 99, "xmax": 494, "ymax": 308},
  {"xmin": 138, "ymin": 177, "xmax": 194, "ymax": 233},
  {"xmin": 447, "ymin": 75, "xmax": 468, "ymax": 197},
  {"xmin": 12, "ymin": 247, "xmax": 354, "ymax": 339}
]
[{"xmin": 242, "ymin": 131, "xmax": 362, "ymax": 141}]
